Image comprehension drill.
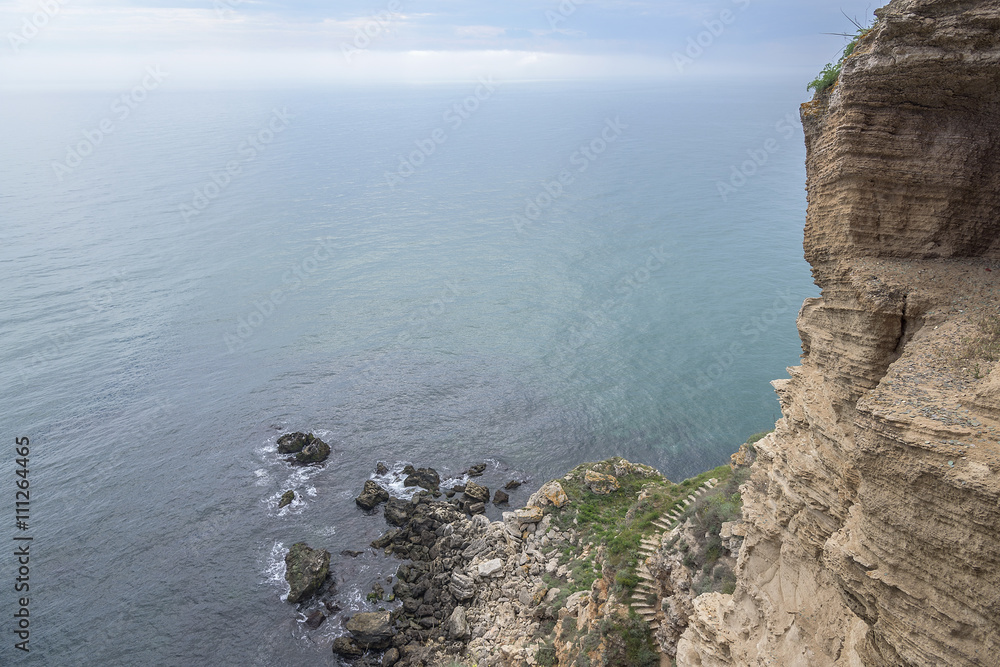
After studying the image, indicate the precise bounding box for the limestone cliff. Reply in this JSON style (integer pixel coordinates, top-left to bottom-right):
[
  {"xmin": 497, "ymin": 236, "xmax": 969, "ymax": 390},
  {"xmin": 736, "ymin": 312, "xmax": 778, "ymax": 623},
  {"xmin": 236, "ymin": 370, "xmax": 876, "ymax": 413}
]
[{"xmin": 677, "ymin": 1, "xmax": 1000, "ymax": 665}]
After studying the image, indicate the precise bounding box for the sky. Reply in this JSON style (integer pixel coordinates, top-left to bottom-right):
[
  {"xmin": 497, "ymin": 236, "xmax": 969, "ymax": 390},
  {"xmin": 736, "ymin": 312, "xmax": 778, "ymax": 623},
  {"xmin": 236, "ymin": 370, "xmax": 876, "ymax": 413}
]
[{"xmin": 0, "ymin": 0, "xmax": 880, "ymax": 89}]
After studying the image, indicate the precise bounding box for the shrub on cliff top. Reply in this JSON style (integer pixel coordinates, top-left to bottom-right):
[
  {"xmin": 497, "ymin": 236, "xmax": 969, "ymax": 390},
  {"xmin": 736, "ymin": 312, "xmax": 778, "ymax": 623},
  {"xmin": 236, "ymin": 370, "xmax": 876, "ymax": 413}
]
[{"xmin": 808, "ymin": 15, "xmax": 876, "ymax": 93}]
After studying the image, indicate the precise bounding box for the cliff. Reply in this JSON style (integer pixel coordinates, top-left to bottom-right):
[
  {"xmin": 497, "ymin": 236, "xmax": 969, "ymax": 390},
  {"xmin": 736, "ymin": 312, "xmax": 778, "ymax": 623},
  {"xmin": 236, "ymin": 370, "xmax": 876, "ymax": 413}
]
[{"xmin": 677, "ymin": 1, "xmax": 1000, "ymax": 665}]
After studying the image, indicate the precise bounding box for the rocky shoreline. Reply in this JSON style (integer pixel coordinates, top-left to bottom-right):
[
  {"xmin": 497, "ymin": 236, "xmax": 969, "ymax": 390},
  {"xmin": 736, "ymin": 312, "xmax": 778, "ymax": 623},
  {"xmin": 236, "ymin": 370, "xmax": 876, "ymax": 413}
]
[{"xmin": 276, "ymin": 432, "xmax": 754, "ymax": 667}]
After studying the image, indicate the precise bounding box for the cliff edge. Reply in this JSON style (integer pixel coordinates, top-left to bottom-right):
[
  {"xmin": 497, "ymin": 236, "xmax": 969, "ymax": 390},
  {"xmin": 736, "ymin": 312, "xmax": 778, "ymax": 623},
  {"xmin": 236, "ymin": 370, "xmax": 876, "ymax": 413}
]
[{"xmin": 677, "ymin": 1, "xmax": 1000, "ymax": 665}]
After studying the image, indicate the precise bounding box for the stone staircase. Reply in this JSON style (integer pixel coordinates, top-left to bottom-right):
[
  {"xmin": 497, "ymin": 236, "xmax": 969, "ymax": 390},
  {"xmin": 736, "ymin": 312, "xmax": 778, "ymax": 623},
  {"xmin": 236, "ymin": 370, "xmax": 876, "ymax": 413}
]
[{"xmin": 629, "ymin": 478, "xmax": 718, "ymax": 630}]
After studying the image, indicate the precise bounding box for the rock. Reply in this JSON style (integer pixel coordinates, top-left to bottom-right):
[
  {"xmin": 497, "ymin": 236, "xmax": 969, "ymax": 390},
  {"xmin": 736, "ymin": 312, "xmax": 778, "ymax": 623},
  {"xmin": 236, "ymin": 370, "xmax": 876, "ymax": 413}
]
[
  {"xmin": 514, "ymin": 506, "xmax": 544, "ymax": 525},
  {"xmin": 277, "ymin": 432, "xmax": 311, "ymax": 454},
  {"xmin": 345, "ymin": 610, "xmax": 394, "ymax": 649},
  {"xmin": 278, "ymin": 490, "xmax": 294, "ymax": 509},
  {"xmin": 468, "ymin": 501, "xmax": 486, "ymax": 515},
  {"xmin": 355, "ymin": 479, "xmax": 390, "ymax": 510},
  {"xmin": 294, "ymin": 435, "xmax": 330, "ymax": 464},
  {"xmin": 376, "ymin": 462, "xmax": 389, "ymax": 475},
  {"xmin": 384, "ymin": 498, "xmax": 414, "ymax": 526},
  {"xmin": 504, "ymin": 479, "xmax": 523, "ymax": 490},
  {"xmin": 466, "ymin": 463, "xmax": 487, "ymax": 477},
  {"xmin": 450, "ymin": 571, "xmax": 476, "ymax": 601},
  {"xmin": 493, "ymin": 489, "xmax": 510, "ymax": 505},
  {"xmin": 446, "ymin": 605, "xmax": 470, "ymax": 639},
  {"xmin": 403, "ymin": 467, "xmax": 441, "ymax": 492},
  {"xmin": 304, "ymin": 610, "xmax": 325, "ymax": 629},
  {"xmin": 382, "ymin": 647, "xmax": 400, "ymax": 666},
  {"xmin": 332, "ymin": 636, "xmax": 363, "ymax": 657},
  {"xmin": 528, "ymin": 480, "xmax": 569, "ymax": 508},
  {"xmin": 371, "ymin": 529, "xmax": 399, "ymax": 549},
  {"xmin": 463, "ymin": 481, "xmax": 490, "ymax": 503},
  {"xmin": 284, "ymin": 542, "xmax": 330, "ymax": 604},
  {"xmin": 584, "ymin": 470, "xmax": 620, "ymax": 494},
  {"xmin": 478, "ymin": 558, "xmax": 504, "ymax": 577}
]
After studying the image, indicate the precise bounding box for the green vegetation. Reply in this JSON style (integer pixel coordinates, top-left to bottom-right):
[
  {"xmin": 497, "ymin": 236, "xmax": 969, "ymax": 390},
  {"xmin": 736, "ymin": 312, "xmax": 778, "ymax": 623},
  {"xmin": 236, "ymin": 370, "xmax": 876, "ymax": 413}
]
[
  {"xmin": 551, "ymin": 459, "xmax": 732, "ymax": 602},
  {"xmin": 808, "ymin": 16, "xmax": 876, "ymax": 93}
]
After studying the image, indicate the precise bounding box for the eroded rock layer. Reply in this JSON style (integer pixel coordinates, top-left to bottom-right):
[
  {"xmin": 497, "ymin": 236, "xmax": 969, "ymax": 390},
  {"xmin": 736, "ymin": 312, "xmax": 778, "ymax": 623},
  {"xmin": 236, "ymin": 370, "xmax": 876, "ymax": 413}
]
[{"xmin": 677, "ymin": 1, "xmax": 1000, "ymax": 665}]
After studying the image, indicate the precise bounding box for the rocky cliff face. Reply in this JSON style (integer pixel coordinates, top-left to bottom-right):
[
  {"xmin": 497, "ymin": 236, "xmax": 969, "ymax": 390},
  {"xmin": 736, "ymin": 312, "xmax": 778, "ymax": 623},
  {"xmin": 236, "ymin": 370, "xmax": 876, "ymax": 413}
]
[{"xmin": 677, "ymin": 1, "xmax": 1000, "ymax": 665}]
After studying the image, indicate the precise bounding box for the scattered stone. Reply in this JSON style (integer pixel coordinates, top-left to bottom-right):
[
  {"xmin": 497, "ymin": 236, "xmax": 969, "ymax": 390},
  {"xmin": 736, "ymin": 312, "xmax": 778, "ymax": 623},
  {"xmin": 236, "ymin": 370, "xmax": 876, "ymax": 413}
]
[
  {"xmin": 466, "ymin": 463, "xmax": 487, "ymax": 477},
  {"xmin": 478, "ymin": 558, "xmax": 504, "ymax": 577},
  {"xmin": 278, "ymin": 490, "xmax": 295, "ymax": 509},
  {"xmin": 355, "ymin": 479, "xmax": 391, "ymax": 510},
  {"xmin": 450, "ymin": 571, "xmax": 476, "ymax": 601},
  {"xmin": 446, "ymin": 605, "xmax": 470, "ymax": 639},
  {"xmin": 584, "ymin": 470, "xmax": 620, "ymax": 494},
  {"xmin": 345, "ymin": 610, "xmax": 394, "ymax": 649},
  {"xmin": 284, "ymin": 542, "xmax": 330, "ymax": 604},
  {"xmin": 493, "ymin": 489, "xmax": 510, "ymax": 505}
]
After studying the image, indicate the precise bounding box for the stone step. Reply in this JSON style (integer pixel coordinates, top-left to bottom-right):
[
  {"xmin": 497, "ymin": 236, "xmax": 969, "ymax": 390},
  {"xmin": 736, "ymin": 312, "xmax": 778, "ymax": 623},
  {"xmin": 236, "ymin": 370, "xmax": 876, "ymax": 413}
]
[
  {"xmin": 637, "ymin": 571, "xmax": 655, "ymax": 582},
  {"xmin": 636, "ymin": 582, "xmax": 657, "ymax": 591},
  {"xmin": 632, "ymin": 605, "xmax": 657, "ymax": 613}
]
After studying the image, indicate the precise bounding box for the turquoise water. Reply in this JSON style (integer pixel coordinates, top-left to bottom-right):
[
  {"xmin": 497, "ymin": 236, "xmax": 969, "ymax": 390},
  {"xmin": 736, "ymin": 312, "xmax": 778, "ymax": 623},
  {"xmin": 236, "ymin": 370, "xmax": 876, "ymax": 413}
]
[{"xmin": 0, "ymin": 81, "xmax": 815, "ymax": 665}]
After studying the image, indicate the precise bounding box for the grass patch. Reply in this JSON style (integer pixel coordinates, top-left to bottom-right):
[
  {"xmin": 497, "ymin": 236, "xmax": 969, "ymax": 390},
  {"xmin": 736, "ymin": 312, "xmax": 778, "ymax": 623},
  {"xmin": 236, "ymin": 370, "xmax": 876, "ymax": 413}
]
[{"xmin": 808, "ymin": 16, "xmax": 876, "ymax": 93}]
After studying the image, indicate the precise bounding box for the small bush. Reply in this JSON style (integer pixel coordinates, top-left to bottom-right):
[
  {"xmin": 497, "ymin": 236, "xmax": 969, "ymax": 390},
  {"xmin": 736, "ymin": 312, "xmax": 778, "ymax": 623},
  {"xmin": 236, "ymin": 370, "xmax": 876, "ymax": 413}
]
[{"xmin": 808, "ymin": 19, "xmax": 876, "ymax": 93}]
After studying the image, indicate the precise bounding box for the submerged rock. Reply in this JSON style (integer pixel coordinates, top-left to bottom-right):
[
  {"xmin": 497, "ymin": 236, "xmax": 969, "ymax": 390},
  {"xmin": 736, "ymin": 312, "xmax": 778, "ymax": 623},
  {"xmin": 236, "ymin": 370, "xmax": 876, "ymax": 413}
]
[
  {"xmin": 277, "ymin": 432, "xmax": 331, "ymax": 464},
  {"xmin": 504, "ymin": 479, "xmax": 523, "ymax": 490},
  {"xmin": 284, "ymin": 542, "xmax": 330, "ymax": 604},
  {"xmin": 375, "ymin": 461, "xmax": 389, "ymax": 475},
  {"xmin": 278, "ymin": 490, "xmax": 295, "ymax": 509},
  {"xmin": 355, "ymin": 480, "xmax": 390, "ymax": 510},
  {"xmin": 466, "ymin": 463, "xmax": 487, "ymax": 477},
  {"xmin": 332, "ymin": 636, "xmax": 363, "ymax": 657},
  {"xmin": 403, "ymin": 466, "xmax": 441, "ymax": 492},
  {"xmin": 493, "ymin": 489, "xmax": 510, "ymax": 505}
]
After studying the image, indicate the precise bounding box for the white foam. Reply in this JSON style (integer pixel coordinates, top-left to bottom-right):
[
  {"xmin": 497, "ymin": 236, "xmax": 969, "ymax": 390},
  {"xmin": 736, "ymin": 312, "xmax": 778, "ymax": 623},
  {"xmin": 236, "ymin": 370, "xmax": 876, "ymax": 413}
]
[{"xmin": 263, "ymin": 540, "xmax": 290, "ymax": 602}]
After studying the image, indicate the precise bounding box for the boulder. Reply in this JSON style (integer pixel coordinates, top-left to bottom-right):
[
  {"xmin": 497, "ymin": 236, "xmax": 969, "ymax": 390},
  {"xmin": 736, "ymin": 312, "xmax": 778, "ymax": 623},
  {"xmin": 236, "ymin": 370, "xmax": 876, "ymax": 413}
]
[
  {"xmin": 450, "ymin": 571, "xmax": 475, "ymax": 601},
  {"xmin": 284, "ymin": 542, "xmax": 330, "ymax": 603},
  {"xmin": 304, "ymin": 610, "xmax": 326, "ymax": 629},
  {"xmin": 375, "ymin": 462, "xmax": 389, "ymax": 475},
  {"xmin": 332, "ymin": 636, "xmax": 363, "ymax": 657},
  {"xmin": 463, "ymin": 481, "xmax": 490, "ymax": 503},
  {"xmin": 355, "ymin": 480, "xmax": 390, "ymax": 510},
  {"xmin": 403, "ymin": 467, "xmax": 440, "ymax": 492},
  {"xmin": 382, "ymin": 647, "xmax": 400, "ymax": 666},
  {"xmin": 345, "ymin": 610, "xmax": 394, "ymax": 649},
  {"xmin": 504, "ymin": 479, "xmax": 522, "ymax": 490},
  {"xmin": 466, "ymin": 463, "xmax": 487, "ymax": 477},
  {"xmin": 492, "ymin": 489, "xmax": 510, "ymax": 505},
  {"xmin": 278, "ymin": 490, "xmax": 295, "ymax": 509},
  {"xmin": 584, "ymin": 470, "xmax": 620, "ymax": 494},
  {"xmin": 277, "ymin": 432, "xmax": 311, "ymax": 454},
  {"xmin": 478, "ymin": 558, "xmax": 504, "ymax": 577},
  {"xmin": 384, "ymin": 498, "xmax": 414, "ymax": 527},
  {"xmin": 529, "ymin": 480, "xmax": 569, "ymax": 508},
  {"xmin": 446, "ymin": 605, "xmax": 470, "ymax": 640},
  {"xmin": 514, "ymin": 506, "xmax": 544, "ymax": 525},
  {"xmin": 294, "ymin": 436, "xmax": 330, "ymax": 464}
]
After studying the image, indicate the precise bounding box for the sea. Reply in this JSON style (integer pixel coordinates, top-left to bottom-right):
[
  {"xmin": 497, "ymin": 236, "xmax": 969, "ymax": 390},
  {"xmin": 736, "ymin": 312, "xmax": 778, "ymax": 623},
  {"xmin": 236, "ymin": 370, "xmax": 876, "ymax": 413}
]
[{"xmin": 0, "ymin": 79, "xmax": 816, "ymax": 665}]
